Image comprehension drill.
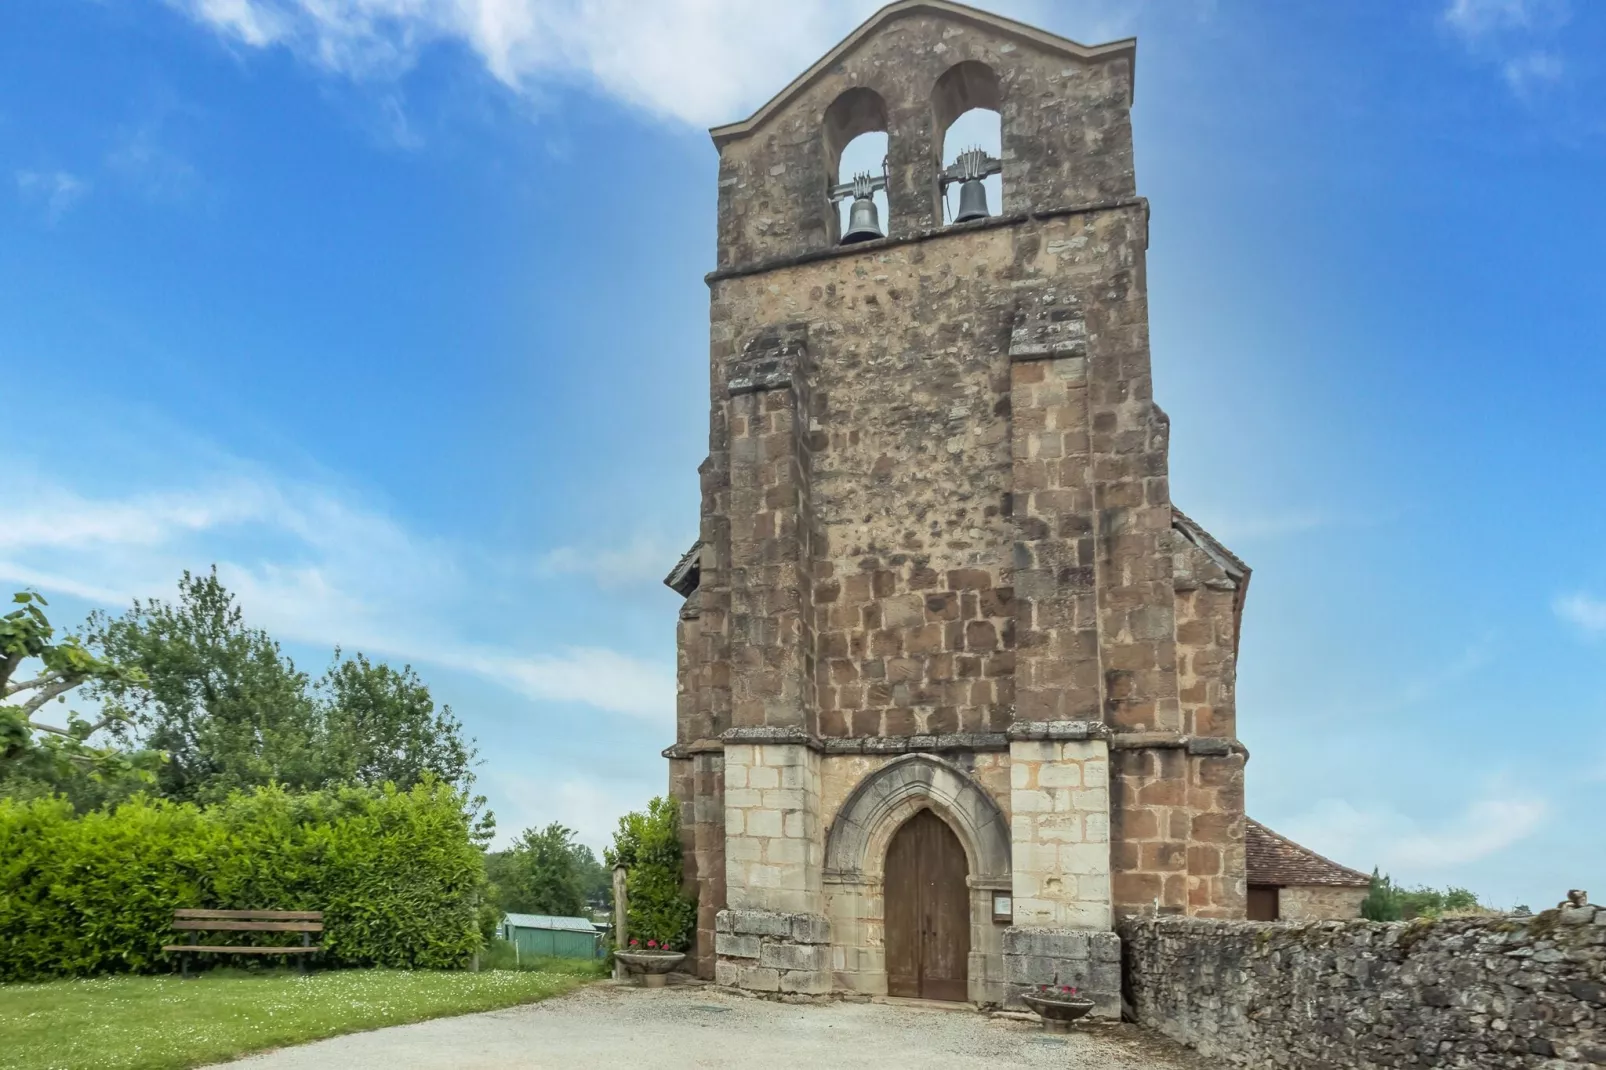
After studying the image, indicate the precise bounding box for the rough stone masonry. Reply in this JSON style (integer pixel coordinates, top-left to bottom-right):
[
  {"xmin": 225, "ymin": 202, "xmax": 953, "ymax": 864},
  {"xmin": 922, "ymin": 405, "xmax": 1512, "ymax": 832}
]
[
  {"xmin": 1122, "ymin": 903, "xmax": 1606, "ymax": 1068},
  {"xmin": 661, "ymin": 0, "xmax": 1254, "ymax": 1014}
]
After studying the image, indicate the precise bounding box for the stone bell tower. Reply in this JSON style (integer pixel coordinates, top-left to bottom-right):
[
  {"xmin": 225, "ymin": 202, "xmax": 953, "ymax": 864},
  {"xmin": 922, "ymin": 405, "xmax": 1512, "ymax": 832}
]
[{"xmin": 663, "ymin": 0, "xmax": 1250, "ymax": 1013}]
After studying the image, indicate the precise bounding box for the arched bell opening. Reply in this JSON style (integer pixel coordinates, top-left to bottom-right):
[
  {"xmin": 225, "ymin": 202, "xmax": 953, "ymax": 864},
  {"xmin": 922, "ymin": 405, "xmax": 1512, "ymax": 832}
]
[
  {"xmin": 823, "ymin": 87, "xmax": 890, "ymax": 245},
  {"xmin": 932, "ymin": 62, "xmax": 1003, "ymax": 225}
]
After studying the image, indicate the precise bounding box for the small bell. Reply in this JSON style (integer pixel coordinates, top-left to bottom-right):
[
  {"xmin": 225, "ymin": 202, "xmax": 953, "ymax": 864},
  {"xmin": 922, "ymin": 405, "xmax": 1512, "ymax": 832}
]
[
  {"xmin": 954, "ymin": 178, "xmax": 990, "ymax": 222},
  {"xmin": 842, "ymin": 195, "xmax": 884, "ymax": 244}
]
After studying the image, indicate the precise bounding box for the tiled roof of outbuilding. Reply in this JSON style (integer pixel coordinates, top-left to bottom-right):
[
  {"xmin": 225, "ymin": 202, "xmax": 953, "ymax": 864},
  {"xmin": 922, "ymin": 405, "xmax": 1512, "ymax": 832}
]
[{"xmin": 1246, "ymin": 818, "xmax": 1371, "ymax": 888}]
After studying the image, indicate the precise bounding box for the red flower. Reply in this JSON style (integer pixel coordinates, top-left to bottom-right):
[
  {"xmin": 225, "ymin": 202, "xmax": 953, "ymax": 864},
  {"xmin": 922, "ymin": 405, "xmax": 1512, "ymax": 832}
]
[
  {"xmin": 647, "ymin": 940, "xmax": 658, "ymax": 949},
  {"xmin": 629, "ymin": 939, "xmax": 639, "ymax": 947}
]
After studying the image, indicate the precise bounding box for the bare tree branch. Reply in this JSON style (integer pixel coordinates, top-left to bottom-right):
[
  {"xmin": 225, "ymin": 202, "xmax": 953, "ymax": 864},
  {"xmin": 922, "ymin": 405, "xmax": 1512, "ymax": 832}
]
[
  {"xmin": 19, "ymin": 675, "xmax": 82, "ymax": 718},
  {"xmin": 4, "ymin": 667, "xmax": 64, "ymax": 698}
]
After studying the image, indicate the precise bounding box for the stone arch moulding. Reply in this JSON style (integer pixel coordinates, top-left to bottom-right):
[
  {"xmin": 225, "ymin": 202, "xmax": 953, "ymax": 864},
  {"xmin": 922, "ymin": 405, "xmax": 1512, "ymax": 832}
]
[{"xmin": 824, "ymin": 753, "xmax": 1010, "ymax": 884}]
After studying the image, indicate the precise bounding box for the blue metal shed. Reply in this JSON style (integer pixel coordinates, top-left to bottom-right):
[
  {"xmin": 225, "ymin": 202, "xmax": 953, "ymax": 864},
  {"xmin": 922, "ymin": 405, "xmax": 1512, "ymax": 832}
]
[{"xmin": 500, "ymin": 913, "xmax": 602, "ymax": 960}]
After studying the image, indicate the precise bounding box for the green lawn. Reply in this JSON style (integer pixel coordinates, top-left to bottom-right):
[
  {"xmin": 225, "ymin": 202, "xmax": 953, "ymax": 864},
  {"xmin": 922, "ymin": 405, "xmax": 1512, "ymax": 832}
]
[{"xmin": 0, "ymin": 960, "xmax": 605, "ymax": 1070}]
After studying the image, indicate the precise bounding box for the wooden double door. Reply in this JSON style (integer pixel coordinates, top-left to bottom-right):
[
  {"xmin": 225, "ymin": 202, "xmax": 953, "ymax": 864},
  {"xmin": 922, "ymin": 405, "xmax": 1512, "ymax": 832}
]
[{"xmin": 885, "ymin": 809, "xmax": 970, "ymax": 1002}]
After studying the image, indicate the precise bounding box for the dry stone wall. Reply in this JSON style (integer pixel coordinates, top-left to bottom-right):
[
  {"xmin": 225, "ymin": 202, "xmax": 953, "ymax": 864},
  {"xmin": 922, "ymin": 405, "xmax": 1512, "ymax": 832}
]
[{"xmin": 1122, "ymin": 906, "xmax": 1606, "ymax": 1069}]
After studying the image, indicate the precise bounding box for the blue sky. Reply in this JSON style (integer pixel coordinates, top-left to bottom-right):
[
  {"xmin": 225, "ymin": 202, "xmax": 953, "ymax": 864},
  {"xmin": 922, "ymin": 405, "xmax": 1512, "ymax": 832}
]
[{"xmin": 2, "ymin": 0, "xmax": 1601, "ymax": 908}]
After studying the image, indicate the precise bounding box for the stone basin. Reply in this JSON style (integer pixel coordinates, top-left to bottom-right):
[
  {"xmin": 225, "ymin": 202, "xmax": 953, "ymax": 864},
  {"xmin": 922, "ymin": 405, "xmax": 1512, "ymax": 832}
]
[
  {"xmin": 1021, "ymin": 994, "xmax": 1096, "ymax": 1033},
  {"xmin": 615, "ymin": 951, "xmax": 686, "ymax": 988}
]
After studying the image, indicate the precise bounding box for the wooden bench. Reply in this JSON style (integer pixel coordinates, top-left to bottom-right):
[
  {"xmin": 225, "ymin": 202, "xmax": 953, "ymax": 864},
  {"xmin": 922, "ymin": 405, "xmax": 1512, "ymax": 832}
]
[{"xmin": 163, "ymin": 909, "xmax": 323, "ymax": 976}]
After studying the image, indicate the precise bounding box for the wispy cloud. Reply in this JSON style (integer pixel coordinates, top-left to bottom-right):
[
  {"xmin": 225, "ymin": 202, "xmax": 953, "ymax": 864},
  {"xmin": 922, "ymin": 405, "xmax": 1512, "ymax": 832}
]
[
  {"xmin": 107, "ymin": 123, "xmax": 205, "ymax": 203},
  {"xmin": 1553, "ymin": 591, "xmax": 1606, "ymax": 635},
  {"xmin": 15, "ymin": 170, "xmax": 89, "ymax": 223},
  {"xmin": 0, "ymin": 467, "xmax": 674, "ymax": 724},
  {"xmin": 490, "ymin": 769, "xmax": 659, "ymax": 852},
  {"xmin": 1182, "ymin": 502, "xmax": 1397, "ymax": 545},
  {"xmin": 537, "ymin": 533, "xmax": 685, "ymax": 590},
  {"xmin": 1442, "ymin": 0, "xmax": 1565, "ymax": 38},
  {"xmin": 1362, "ymin": 635, "xmax": 1494, "ymax": 717},
  {"xmin": 1441, "ymin": 0, "xmax": 1571, "ymax": 96},
  {"xmin": 1283, "ymin": 790, "xmax": 1548, "ymax": 874},
  {"xmin": 159, "ymin": 0, "xmax": 1156, "ymax": 128},
  {"xmin": 1503, "ymin": 49, "xmax": 1566, "ymax": 95},
  {"xmin": 1196, "ymin": 508, "xmax": 1332, "ymax": 543}
]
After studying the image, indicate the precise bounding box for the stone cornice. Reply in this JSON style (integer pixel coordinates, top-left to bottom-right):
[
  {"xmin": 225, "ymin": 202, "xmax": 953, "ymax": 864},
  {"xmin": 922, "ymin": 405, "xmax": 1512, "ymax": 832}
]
[
  {"xmin": 662, "ymin": 726, "xmax": 1248, "ymax": 760},
  {"xmin": 705, "ymin": 197, "xmax": 1148, "ymax": 285}
]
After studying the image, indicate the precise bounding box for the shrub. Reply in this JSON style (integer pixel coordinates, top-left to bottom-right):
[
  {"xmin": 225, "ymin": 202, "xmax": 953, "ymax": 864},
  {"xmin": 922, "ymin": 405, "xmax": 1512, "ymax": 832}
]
[
  {"xmin": 605, "ymin": 797, "xmax": 696, "ymax": 952},
  {"xmin": 0, "ymin": 780, "xmax": 485, "ymax": 981},
  {"xmin": 1361, "ymin": 867, "xmax": 1487, "ymax": 922}
]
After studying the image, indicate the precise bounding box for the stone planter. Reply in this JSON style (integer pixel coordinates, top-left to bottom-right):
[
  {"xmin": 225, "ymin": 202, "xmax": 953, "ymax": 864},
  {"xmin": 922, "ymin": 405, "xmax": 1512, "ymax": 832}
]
[
  {"xmin": 1021, "ymin": 993, "xmax": 1097, "ymax": 1033},
  {"xmin": 615, "ymin": 951, "xmax": 686, "ymax": 988}
]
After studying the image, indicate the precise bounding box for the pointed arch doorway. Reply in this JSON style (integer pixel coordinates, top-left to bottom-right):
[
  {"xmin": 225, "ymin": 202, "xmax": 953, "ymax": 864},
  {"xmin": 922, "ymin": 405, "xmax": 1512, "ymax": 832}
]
[{"xmin": 884, "ymin": 809, "xmax": 970, "ymax": 1001}]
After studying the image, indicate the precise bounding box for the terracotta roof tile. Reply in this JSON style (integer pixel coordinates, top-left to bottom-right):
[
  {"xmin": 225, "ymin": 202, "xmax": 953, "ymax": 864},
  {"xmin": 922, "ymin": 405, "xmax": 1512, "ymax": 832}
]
[{"xmin": 1246, "ymin": 818, "xmax": 1370, "ymax": 888}]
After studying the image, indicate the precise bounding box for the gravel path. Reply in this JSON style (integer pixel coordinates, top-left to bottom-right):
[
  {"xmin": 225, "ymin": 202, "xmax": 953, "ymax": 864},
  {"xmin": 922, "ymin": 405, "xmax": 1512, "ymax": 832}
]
[{"xmin": 221, "ymin": 982, "xmax": 1206, "ymax": 1069}]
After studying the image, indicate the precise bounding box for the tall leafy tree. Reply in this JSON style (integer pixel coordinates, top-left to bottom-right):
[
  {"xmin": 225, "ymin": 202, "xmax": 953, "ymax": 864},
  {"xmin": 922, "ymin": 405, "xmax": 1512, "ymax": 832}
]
[
  {"xmin": 317, "ymin": 651, "xmax": 474, "ymax": 793},
  {"xmin": 88, "ymin": 569, "xmax": 323, "ymax": 802},
  {"xmin": 85, "ymin": 569, "xmax": 484, "ymax": 816},
  {"xmin": 490, "ymin": 823, "xmax": 593, "ymax": 918}
]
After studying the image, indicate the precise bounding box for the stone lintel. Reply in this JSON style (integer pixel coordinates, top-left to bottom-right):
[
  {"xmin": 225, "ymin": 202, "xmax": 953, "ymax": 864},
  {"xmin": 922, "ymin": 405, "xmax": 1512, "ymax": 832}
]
[
  {"xmin": 1006, "ymin": 720, "xmax": 1110, "ymax": 742},
  {"xmin": 725, "ymin": 322, "xmax": 808, "ymax": 396},
  {"xmin": 1107, "ymin": 731, "xmax": 1248, "ymax": 758},
  {"xmin": 822, "ymin": 732, "xmax": 1009, "ymax": 754},
  {"xmin": 1009, "ymin": 293, "xmax": 1088, "ymax": 363},
  {"xmin": 720, "ymin": 725, "xmax": 815, "ymax": 746}
]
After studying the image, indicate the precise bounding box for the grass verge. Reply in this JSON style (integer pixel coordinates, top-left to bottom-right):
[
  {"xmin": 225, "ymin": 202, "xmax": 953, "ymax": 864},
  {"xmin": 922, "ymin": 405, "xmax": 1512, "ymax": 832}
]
[{"xmin": 0, "ymin": 959, "xmax": 605, "ymax": 1070}]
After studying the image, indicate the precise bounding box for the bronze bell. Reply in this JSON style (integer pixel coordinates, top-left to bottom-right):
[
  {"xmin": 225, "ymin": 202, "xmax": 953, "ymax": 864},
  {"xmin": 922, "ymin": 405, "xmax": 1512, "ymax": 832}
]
[
  {"xmin": 954, "ymin": 177, "xmax": 990, "ymax": 222},
  {"xmin": 842, "ymin": 195, "xmax": 884, "ymax": 244}
]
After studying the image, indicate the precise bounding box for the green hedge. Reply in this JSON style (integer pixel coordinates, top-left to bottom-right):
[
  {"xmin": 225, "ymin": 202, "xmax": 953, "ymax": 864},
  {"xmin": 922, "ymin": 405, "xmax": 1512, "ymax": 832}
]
[{"xmin": 0, "ymin": 781, "xmax": 485, "ymax": 981}]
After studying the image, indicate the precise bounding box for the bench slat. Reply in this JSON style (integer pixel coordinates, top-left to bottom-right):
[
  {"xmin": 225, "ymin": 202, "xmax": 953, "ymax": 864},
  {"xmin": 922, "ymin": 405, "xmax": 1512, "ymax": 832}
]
[
  {"xmin": 162, "ymin": 945, "xmax": 320, "ymax": 955},
  {"xmin": 172, "ymin": 920, "xmax": 323, "ymax": 933},
  {"xmin": 174, "ymin": 910, "xmax": 322, "ymax": 921}
]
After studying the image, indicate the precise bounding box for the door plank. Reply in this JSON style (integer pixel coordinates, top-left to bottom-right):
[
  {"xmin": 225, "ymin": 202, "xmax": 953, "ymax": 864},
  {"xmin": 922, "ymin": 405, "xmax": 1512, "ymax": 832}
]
[
  {"xmin": 884, "ymin": 814, "xmax": 922, "ymax": 998},
  {"xmin": 918, "ymin": 810, "xmax": 970, "ymax": 1002}
]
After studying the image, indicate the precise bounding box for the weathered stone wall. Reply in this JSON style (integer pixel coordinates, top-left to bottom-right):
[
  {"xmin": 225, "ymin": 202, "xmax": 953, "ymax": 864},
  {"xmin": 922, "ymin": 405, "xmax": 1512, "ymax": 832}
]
[
  {"xmin": 1110, "ymin": 741, "xmax": 1245, "ymax": 919},
  {"xmin": 715, "ymin": 908, "xmax": 832, "ymax": 995},
  {"xmin": 1280, "ymin": 884, "xmax": 1368, "ymax": 921},
  {"xmin": 1172, "ymin": 535, "xmax": 1240, "ymax": 739},
  {"xmin": 711, "ymin": 204, "xmax": 1154, "ymax": 746},
  {"xmin": 1008, "ymin": 732, "xmax": 1111, "ymax": 930},
  {"xmin": 1003, "ymin": 928, "xmax": 1122, "ymax": 1018},
  {"xmin": 1122, "ymin": 906, "xmax": 1606, "ymax": 1068},
  {"xmin": 722, "ymin": 740, "xmax": 823, "ymax": 914}
]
